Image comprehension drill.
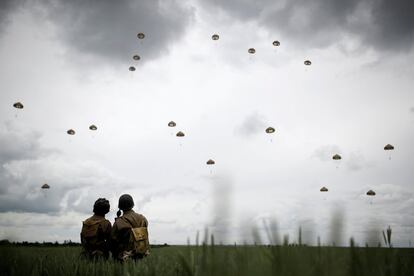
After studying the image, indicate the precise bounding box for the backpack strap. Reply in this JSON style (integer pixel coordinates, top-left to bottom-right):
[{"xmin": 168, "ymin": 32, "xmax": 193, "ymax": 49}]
[
  {"xmin": 122, "ymin": 215, "xmax": 142, "ymax": 228},
  {"xmin": 122, "ymin": 216, "xmax": 133, "ymax": 228}
]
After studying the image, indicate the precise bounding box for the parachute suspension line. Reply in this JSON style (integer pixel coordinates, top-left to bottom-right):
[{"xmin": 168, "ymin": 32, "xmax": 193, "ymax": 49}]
[
  {"xmin": 168, "ymin": 121, "xmax": 176, "ymax": 136},
  {"xmin": 211, "ymin": 34, "xmax": 220, "ymax": 83},
  {"xmin": 320, "ymin": 187, "xmax": 328, "ymax": 200},
  {"xmin": 176, "ymin": 131, "xmax": 184, "ymax": 147},
  {"xmin": 248, "ymin": 48, "xmax": 256, "ymax": 63},
  {"xmin": 249, "ymin": 54, "xmax": 255, "ymax": 63},
  {"xmin": 206, "ymin": 159, "xmax": 215, "ymax": 174},
  {"xmin": 304, "ymin": 60, "xmax": 312, "ymax": 72},
  {"xmin": 272, "ymin": 40, "xmax": 280, "ymax": 55},
  {"xmin": 367, "ymin": 190, "xmax": 376, "ymax": 204},
  {"xmin": 265, "ymin": 127, "xmax": 275, "ymax": 143},
  {"xmin": 384, "ymin": 144, "xmax": 394, "ymax": 160},
  {"xmin": 212, "ymin": 34, "xmax": 219, "ymax": 50},
  {"xmin": 137, "ymin": 32, "xmax": 145, "ymax": 45},
  {"xmin": 13, "ymin": 102, "xmax": 24, "ymax": 118},
  {"xmin": 332, "ymin": 154, "xmax": 341, "ymax": 169},
  {"xmin": 89, "ymin": 125, "xmax": 97, "ymax": 139}
]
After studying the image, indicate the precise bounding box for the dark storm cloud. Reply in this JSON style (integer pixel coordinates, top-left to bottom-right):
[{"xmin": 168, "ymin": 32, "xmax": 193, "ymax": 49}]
[
  {"xmin": 1, "ymin": 0, "xmax": 194, "ymax": 64},
  {"xmin": 0, "ymin": 190, "xmax": 62, "ymax": 213},
  {"xmin": 0, "ymin": 121, "xmax": 54, "ymax": 195},
  {"xmin": 0, "ymin": 122, "xmax": 120, "ymax": 214},
  {"xmin": 203, "ymin": 0, "xmax": 414, "ymax": 52},
  {"xmin": 0, "ymin": 122, "xmax": 43, "ymax": 164},
  {"xmin": 0, "ymin": 123, "xmax": 60, "ymax": 212},
  {"xmin": 0, "ymin": 0, "xmax": 23, "ymax": 30}
]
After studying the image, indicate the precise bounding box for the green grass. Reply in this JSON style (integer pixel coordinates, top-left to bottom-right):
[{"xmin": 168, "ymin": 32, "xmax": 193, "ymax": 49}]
[{"xmin": 1, "ymin": 243, "xmax": 413, "ymax": 276}]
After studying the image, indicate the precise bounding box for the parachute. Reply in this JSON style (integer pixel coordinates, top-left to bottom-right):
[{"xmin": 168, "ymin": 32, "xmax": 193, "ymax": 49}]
[
  {"xmin": 206, "ymin": 159, "xmax": 215, "ymax": 174},
  {"xmin": 248, "ymin": 48, "xmax": 256, "ymax": 54},
  {"xmin": 206, "ymin": 159, "xmax": 215, "ymax": 165},
  {"xmin": 265, "ymin": 127, "xmax": 275, "ymax": 134},
  {"xmin": 332, "ymin": 154, "xmax": 342, "ymax": 169},
  {"xmin": 366, "ymin": 190, "xmax": 376, "ymax": 204},
  {"xmin": 137, "ymin": 33, "xmax": 145, "ymax": 39},
  {"xmin": 168, "ymin": 121, "xmax": 176, "ymax": 127},
  {"xmin": 272, "ymin": 40, "xmax": 280, "ymax": 46},
  {"xmin": 13, "ymin": 102, "xmax": 24, "ymax": 109},
  {"xmin": 41, "ymin": 183, "xmax": 50, "ymax": 189},
  {"xmin": 89, "ymin": 125, "xmax": 97, "ymax": 131},
  {"xmin": 129, "ymin": 66, "xmax": 136, "ymax": 72},
  {"xmin": 384, "ymin": 144, "xmax": 394, "ymax": 160},
  {"xmin": 320, "ymin": 187, "xmax": 328, "ymax": 192},
  {"xmin": 212, "ymin": 34, "xmax": 219, "ymax": 40},
  {"xmin": 176, "ymin": 131, "xmax": 185, "ymax": 137},
  {"xmin": 304, "ymin": 60, "xmax": 312, "ymax": 66},
  {"xmin": 67, "ymin": 129, "xmax": 76, "ymax": 135},
  {"xmin": 332, "ymin": 154, "xmax": 342, "ymax": 160},
  {"xmin": 133, "ymin": 55, "xmax": 141, "ymax": 61}
]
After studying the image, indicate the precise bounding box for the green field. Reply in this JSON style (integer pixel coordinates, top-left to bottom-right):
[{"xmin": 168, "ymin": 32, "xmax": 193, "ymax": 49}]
[{"xmin": 1, "ymin": 244, "xmax": 413, "ymax": 276}]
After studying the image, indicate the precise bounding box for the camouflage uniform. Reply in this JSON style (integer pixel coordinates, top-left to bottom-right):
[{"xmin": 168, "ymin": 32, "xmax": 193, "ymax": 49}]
[
  {"xmin": 111, "ymin": 210, "xmax": 150, "ymax": 261},
  {"xmin": 80, "ymin": 214, "xmax": 112, "ymax": 259}
]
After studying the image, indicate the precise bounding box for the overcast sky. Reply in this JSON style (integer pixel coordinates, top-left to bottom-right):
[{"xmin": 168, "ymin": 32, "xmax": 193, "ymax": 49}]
[{"xmin": 0, "ymin": 0, "xmax": 414, "ymax": 246}]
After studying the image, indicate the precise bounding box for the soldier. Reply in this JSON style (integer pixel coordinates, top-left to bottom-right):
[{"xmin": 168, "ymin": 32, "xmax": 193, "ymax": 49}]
[
  {"xmin": 80, "ymin": 198, "xmax": 112, "ymax": 259},
  {"xmin": 111, "ymin": 194, "xmax": 150, "ymax": 262}
]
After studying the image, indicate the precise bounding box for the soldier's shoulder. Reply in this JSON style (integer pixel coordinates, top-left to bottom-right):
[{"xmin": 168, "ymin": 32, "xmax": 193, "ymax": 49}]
[
  {"xmin": 133, "ymin": 212, "xmax": 146, "ymax": 220},
  {"xmin": 133, "ymin": 211, "xmax": 145, "ymax": 218},
  {"xmin": 102, "ymin": 218, "xmax": 111, "ymax": 226},
  {"xmin": 114, "ymin": 216, "xmax": 131, "ymax": 228},
  {"xmin": 82, "ymin": 215, "xmax": 94, "ymax": 224},
  {"xmin": 135, "ymin": 213, "xmax": 148, "ymax": 225}
]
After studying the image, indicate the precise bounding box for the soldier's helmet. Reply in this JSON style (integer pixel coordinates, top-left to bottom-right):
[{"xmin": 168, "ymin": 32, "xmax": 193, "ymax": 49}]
[
  {"xmin": 118, "ymin": 194, "xmax": 134, "ymax": 211},
  {"xmin": 93, "ymin": 198, "xmax": 110, "ymax": 216}
]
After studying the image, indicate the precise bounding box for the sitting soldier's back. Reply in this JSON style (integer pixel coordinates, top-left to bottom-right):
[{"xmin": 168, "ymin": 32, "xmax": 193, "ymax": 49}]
[
  {"xmin": 80, "ymin": 198, "xmax": 111, "ymax": 259},
  {"xmin": 111, "ymin": 194, "xmax": 150, "ymax": 261}
]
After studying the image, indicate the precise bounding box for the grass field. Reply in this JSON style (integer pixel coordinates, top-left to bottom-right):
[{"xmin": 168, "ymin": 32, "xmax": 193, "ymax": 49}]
[{"xmin": 1, "ymin": 243, "xmax": 414, "ymax": 276}]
